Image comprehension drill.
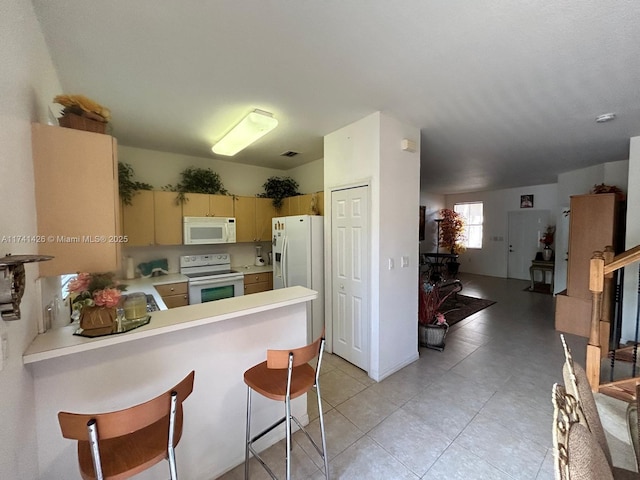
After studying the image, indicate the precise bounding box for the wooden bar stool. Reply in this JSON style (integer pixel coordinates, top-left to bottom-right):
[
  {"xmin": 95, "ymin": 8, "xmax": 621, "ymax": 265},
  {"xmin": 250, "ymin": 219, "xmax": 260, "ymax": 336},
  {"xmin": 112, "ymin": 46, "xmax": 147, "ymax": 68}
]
[
  {"xmin": 58, "ymin": 370, "xmax": 195, "ymax": 480},
  {"xmin": 244, "ymin": 335, "xmax": 329, "ymax": 480}
]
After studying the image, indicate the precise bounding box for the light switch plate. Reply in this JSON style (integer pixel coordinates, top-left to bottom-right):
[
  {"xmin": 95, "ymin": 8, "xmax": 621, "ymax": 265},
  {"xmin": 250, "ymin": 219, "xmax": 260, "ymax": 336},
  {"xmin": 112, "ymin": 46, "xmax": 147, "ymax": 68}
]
[
  {"xmin": 388, "ymin": 258, "xmax": 394, "ymax": 270},
  {"xmin": 401, "ymin": 256, "xmax": 409, "ymax": 267}
]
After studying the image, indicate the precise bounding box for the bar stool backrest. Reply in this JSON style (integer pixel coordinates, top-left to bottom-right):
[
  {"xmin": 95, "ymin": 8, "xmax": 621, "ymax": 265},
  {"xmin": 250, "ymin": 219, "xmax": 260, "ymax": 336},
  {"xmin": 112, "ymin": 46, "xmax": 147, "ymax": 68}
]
[
  {"xmin": 58, "ymin": 370, "xmax": 195, "ymax": 480},
  {"xmin": 266, "ymin": 335, "xmax": 323, "ymax": 370}
]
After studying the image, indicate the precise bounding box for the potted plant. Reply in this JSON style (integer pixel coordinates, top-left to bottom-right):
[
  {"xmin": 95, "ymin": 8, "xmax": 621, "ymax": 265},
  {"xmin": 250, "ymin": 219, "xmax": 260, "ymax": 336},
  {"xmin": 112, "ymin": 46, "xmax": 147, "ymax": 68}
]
[
  {"xmin": 118, "ymin": 162, "xmax": 153, "ymax": 206},
  {"xmin": 418, "ymin": 275, "xmax": 461, "ymax": 350},
  {"xmin": 438, "ymin": 208, "xmax": 466, "ymax": 276},
  {"xmin": 540, "ymin": 225, "xmax": 555, "ymax": 261},
  {"xmin": 258, "ymin": 176, "xmax": 300, "ymax": 210},
  {"xmin": 163, "ymin": 167, "xmax": 229, "ymax": 203}
]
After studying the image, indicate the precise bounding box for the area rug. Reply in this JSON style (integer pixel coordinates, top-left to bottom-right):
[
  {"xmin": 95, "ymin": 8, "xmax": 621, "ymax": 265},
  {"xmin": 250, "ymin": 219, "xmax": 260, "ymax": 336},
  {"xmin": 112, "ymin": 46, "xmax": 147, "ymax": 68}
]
[{"xmin": 439, "ymin": 294, "xmax": 496, "ymax": 327}]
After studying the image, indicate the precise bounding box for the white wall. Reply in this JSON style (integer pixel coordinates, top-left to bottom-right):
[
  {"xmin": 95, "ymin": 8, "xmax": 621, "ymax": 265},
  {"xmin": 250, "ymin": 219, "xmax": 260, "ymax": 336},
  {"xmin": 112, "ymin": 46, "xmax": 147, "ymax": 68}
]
[
  {"xmin": 119, "ymin": 145, "xmax": 324, "ymax": 196},
  {"xmin": 445, "ymin": 184, "xmax": 557, "ymax": 278},
  {"xmin": 0, "ymin": 1, "xmax": 62, "ymax": 478},
  {"xmin": 287, "ymin": 157, "xmax": 324, "ymax": 194},
  {"xmin": 324, "ymin": 111, "xmax": 420, "ymax": 381},
  {"xmin": 622, "ymin": 138, "xmax": 640, "ymax": 343}
]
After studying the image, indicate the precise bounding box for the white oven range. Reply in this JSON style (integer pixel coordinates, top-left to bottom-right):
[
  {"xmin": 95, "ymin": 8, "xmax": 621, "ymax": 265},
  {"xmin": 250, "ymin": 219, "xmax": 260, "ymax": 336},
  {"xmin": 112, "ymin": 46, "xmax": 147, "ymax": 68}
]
[{"xmin": 179, "ymin": 253, "xmax": 244, "ymax": 304}]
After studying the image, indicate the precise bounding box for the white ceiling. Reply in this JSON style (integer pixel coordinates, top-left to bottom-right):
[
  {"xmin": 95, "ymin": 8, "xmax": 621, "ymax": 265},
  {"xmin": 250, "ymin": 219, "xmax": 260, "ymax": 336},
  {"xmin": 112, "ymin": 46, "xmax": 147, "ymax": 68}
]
[{"xmin": 31, "ymin": 0, "xmax": 640, "ymax": 194}]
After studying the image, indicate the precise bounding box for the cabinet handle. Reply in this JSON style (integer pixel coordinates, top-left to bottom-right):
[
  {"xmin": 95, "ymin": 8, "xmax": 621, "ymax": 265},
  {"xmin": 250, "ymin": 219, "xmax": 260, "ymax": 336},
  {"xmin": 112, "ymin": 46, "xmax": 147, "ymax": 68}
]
[{"xmin": 170, "ymin": 287, "xmax": 175, "ymax": 292}]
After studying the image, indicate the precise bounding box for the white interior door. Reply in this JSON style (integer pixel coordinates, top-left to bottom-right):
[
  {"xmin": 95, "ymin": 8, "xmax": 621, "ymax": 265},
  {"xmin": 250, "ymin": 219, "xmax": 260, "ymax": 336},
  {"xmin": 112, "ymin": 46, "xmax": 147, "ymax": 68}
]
[
  {"xmin": 507, "ymin": 210, "xmax": 550, "ymax": 280},
  {"xmin": 332, "ymin": 186, "xmax": 369, "ymax": 370}
]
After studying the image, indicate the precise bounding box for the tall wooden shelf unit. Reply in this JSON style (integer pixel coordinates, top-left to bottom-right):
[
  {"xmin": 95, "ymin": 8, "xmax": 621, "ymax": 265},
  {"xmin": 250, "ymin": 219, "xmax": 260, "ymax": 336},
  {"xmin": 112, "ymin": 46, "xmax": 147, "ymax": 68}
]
[{"xmin": 555, "ymin": 193, "xmax": 624, "ymax": 337}]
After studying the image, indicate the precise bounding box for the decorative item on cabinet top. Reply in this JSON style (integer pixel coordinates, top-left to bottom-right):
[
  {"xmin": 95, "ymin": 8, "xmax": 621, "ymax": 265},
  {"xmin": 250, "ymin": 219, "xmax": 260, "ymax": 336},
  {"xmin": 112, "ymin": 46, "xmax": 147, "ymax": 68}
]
[
  {"xmin": 54, "ymin": 94, "xmax": 111, "ymax": 134},
  {"xmin": 0, "ymin": 254, "xmax": 53, "ymax": 320}
]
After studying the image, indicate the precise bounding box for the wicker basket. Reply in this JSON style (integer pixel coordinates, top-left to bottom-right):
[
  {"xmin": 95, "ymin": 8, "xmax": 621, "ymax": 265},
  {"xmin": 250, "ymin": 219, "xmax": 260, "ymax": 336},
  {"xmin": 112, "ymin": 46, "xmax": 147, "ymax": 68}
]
[
  {"xmin": 58, "ymin": 112, "xmax": 107, "ymax": 134},
  {"xmin": 419, "ymin": 323, "xmax": 449, "ymax": 351}
]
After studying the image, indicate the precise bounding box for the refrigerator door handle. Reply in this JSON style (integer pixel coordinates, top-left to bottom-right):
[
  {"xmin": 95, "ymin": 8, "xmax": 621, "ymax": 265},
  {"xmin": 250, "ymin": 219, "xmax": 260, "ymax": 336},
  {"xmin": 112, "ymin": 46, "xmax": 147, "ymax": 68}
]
[{"xmin": 282, "ymin": 235, "xmax": 288, "ymax": 288}]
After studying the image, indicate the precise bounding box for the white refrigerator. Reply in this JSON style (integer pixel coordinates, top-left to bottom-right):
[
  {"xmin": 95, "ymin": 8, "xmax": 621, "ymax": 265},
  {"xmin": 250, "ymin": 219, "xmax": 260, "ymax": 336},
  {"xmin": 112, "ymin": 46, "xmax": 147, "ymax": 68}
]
[{"xmin": 272, "ymin": 215, "xmax": 324, "ymax": 343}]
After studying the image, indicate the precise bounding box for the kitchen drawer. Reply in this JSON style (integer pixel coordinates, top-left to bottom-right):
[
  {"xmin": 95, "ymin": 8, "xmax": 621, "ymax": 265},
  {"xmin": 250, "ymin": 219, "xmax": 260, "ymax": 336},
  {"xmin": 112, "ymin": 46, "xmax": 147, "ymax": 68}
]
[
  {"xmin": 154, "ymin": 282, "xmax": 188, "ymax": 297},
  {"xmin": 162, "ymin": 293, "xmax": 189, "ymax": 309},
  {"xmin": 244, "ymin": 272, "xmax": 272, "ymax": 294},
  {"xmin": 243, "ymin": 272, "xmax": 271, "ymax": 285}
]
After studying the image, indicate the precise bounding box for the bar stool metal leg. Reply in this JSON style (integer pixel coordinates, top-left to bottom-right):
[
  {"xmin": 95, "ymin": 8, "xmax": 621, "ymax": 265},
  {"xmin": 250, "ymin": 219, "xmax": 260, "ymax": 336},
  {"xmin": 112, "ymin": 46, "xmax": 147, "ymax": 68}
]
[{"xmin": 245, "ymin": 387, "xmax": 251, "ymax": 480}]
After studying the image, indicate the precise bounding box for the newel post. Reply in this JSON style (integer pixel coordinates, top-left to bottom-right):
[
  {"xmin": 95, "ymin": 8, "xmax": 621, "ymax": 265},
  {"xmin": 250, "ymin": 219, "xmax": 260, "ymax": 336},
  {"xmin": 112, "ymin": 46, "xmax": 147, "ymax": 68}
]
[
  {"xmin": 600, "ymin": 246, "xmax": 615, "ymax": 350},
  {"xmin": 587, "ymin": 251, "xmax": 605, "ymax": 391}
]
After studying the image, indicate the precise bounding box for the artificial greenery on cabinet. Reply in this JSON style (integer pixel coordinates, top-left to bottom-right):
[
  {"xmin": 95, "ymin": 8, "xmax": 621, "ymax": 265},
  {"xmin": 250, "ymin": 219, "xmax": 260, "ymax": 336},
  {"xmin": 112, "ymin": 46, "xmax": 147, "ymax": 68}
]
[
  {"xmin": 118, "ymin": 162, "xmax": 153, "ymax": 205},
  {"xmin": 258, "ymin": 176, "xmax": 300, "ymax": 209},
  {"xmin": 163, "ymin": 167, "xmax": 229, "ymax": 203}
]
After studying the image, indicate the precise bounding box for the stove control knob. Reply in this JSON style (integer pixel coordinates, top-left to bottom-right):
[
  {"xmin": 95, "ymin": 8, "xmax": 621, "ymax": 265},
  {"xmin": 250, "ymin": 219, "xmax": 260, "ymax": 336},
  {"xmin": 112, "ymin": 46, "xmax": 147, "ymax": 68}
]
[{"xmin": 191, "ymin": 256, "xmax": 196, "ymax": 261}]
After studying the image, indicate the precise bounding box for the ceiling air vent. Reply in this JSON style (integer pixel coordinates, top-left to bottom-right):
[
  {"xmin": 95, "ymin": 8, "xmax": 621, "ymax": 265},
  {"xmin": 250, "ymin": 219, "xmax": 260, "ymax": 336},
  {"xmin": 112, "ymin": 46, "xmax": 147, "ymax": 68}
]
[{"xmin": 280, "ymin": 150, "xmax": 299, "ymax": 157}]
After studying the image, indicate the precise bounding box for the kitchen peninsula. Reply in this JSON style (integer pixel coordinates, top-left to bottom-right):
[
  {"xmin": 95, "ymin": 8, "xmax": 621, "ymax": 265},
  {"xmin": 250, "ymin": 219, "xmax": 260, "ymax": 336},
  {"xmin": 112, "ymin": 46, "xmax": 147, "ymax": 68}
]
[{"xmin": 24, "ymin": 286, "xmax": 316, "ymax": 479}]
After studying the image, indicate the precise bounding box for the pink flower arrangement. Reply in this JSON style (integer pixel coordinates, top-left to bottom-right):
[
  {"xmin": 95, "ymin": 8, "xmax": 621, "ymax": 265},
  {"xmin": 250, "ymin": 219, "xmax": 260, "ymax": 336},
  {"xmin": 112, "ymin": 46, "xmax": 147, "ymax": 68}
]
[
  {"xmin": 69, "ymin": 272, "xmax": 126, "ymax": 312},
  {"xmin": 434, "ymin": 312, "xmax": 447, "ymax": 325}
]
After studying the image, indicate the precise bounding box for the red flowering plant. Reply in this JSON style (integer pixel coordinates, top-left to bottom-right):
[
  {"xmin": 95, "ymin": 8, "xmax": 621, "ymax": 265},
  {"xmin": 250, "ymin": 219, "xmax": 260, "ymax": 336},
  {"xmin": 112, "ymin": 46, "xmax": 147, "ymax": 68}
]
[
  {"xmin": 540, "ymin": 225, "xmax": 555, "ymax": 247},
  {"xmin": 68, "ymin": 272, "xmax": 127, "ymax": 313},
  {"xmin": 418, "ymin": 274, "xmax": 462, "ymax": 326}
]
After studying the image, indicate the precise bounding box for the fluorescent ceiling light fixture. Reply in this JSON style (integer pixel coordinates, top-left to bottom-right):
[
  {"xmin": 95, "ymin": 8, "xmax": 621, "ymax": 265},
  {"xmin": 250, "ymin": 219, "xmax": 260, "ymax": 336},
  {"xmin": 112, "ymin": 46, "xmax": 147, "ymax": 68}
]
[{"xmin": 212, "ymin": 109, "xmax": 278, "ymax": 156}]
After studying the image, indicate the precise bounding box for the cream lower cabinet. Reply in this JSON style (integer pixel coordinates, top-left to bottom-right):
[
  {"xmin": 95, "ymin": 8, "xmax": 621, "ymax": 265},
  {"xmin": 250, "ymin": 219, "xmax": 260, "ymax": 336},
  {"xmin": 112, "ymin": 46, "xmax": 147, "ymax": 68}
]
[
  {"xmin": 182, "ymin": 193, "xmax": 234, "ymax": 217},
  {"xmin": 32, "ymin": 124, "xmax": 121, "ymax": 276},
  {"xmin": 154, "ymin": 282, "xmax": 189, "ymax": 308},
  {"xmin": 244, "ymin": 272, "xmax": 273, "ymax": 294},
  {"xmin": 122, "ymin": 191, "xmax": 182, "ymax": 246},
  {"xmin": 235, "ymin": 197, "xmax": 276, "ymax": 242}
]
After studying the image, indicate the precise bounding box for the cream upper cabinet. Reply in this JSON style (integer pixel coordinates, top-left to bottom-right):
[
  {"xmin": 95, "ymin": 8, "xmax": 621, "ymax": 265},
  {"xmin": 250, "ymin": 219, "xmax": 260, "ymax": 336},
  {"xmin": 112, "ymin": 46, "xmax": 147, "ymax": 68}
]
[
  {"xmin": 278, "ymin": 193, "xmax": 324, "ymax": 217},
  {"xmin": 32, "ymin": 123, "xmax": 121, "ymax": 276},
  {"xmin": 154, "ymin": 191, "xmax": 183, "ymax": 245},
  {"xmin": 234, "ymin": 197, "xmax": 276, "ymax": 242},
  {"xmin": 122, "ymin": 191, "xmax": 182, "ymax": 246},
  {"xmin": 182, "ymin": 193, "xmax": 234, "ymax": 217},
  {"xmin": 255, "ymin": 198, "xmax": 276, "ymax": 241},
  {"xmin": 122, "ymin": 190, "xmax": 154, "ymax": 246},
  {"xmin": 181, "ymin": 193, "xmax": 209, "ymax": 217},
  {"xmin": 235, "ymin": 196, "xmax": 257, "ymax": 243},
  {"xmin": 210, "ymin": 195, "xmax": 234, "ymax": 217}
]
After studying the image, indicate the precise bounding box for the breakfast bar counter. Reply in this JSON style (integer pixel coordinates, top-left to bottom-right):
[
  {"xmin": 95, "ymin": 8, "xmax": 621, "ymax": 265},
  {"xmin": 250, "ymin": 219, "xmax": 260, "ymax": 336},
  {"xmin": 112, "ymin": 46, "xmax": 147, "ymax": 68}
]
[{"xmin": 25, "ymin": 286, "xmax": 316, "ymax": 479}]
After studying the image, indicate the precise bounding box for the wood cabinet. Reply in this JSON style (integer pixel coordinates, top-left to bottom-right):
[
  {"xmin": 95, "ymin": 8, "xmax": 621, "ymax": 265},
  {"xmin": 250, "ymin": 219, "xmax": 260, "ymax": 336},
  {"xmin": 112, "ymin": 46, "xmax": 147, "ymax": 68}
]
[
  {"xmin": 235, "ymin": 197, "xmax": 277, "ymax": 242},
  {"xmin": 154, "ymin": 282, "xmax": 189, "ymax": 308},
  {"xmin": 279, "ymin": 192, "xmax": 324, "ymax": 217},
  {"xmin": 244, "ymin": 272, "xmax": 273, "ymax": 295},
  {"xmin": 153, "ymin": 191, "xmax": 183, "ymax": 244},
  {"xmin": 122, "ymin": 191, "xmax": 154, "ymax": 246},
  {"xmin": 122, "ymin": 191, "xmax": 182, "ymax": 246},
  {"xmin": 182, "ymin": 193, "xmax": 234, "ymax": 217},
  {"xmin": 555, "ymin": 193, "xmax": 623, "ymax": 337},
  {"xmin": 32, "ymin": 124, "xmax": 121, "ymax": 276},
  {"xmin": 255, "ymin": 198, "xmax": 276, "ymax": 241}
]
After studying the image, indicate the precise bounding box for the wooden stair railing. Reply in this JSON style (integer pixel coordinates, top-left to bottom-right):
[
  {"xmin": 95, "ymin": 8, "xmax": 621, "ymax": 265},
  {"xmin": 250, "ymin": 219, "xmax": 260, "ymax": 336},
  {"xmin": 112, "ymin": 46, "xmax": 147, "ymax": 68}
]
[{"xmin": 587, "ymin": 244, "xmax": 640, "ymax": 401}]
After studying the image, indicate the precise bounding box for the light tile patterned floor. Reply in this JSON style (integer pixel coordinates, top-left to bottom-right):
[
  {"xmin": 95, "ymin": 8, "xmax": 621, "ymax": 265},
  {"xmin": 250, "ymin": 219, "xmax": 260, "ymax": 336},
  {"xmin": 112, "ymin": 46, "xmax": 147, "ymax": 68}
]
[{"xmin": 216, "ymin": 273, "xmax": 588, "ymax": 479}]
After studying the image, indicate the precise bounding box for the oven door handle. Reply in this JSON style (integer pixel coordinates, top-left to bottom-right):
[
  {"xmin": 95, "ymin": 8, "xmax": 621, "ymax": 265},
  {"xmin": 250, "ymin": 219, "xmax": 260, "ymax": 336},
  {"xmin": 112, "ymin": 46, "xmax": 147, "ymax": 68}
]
[{"xmin": 188, "ymin": 277, "xmax": 242, "ymax": 287}]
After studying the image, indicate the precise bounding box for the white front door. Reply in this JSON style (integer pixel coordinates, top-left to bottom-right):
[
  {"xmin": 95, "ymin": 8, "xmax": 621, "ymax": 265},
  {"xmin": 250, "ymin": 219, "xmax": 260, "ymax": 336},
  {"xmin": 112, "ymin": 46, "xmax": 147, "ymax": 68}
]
[
  {"xmin": 331, "ymin": 186, "xmax": 369, "ymax": 371},
  {"xmin": 507, "ymin": 210, "xmax": 550, "ymax": 280}
]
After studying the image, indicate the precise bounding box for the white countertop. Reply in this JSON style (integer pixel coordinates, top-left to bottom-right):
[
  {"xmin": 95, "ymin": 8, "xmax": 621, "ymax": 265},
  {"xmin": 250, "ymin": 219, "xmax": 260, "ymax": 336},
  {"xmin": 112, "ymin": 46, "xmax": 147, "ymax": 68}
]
[
  {"xmin": 232, "ymin": 264, "xmax": 273, "ymax": 274},
  {"xmin": 23, "ymin": 286, "xmax": 316, "ymax": 364}
]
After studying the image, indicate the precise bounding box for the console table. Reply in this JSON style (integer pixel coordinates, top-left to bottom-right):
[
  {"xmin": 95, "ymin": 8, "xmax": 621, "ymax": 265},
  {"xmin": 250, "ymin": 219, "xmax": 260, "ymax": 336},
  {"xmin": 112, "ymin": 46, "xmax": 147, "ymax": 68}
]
[{"xmin": 530, "ymin": 260, "xmax": 554, "ymax": 291}]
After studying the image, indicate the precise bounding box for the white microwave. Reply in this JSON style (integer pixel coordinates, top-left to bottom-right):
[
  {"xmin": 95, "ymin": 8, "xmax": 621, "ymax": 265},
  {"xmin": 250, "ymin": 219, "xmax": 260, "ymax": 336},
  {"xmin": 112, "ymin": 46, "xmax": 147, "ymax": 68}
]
[{"xmin": 183, "ymin": 217, "xmax": 236, "ymax": 245}]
